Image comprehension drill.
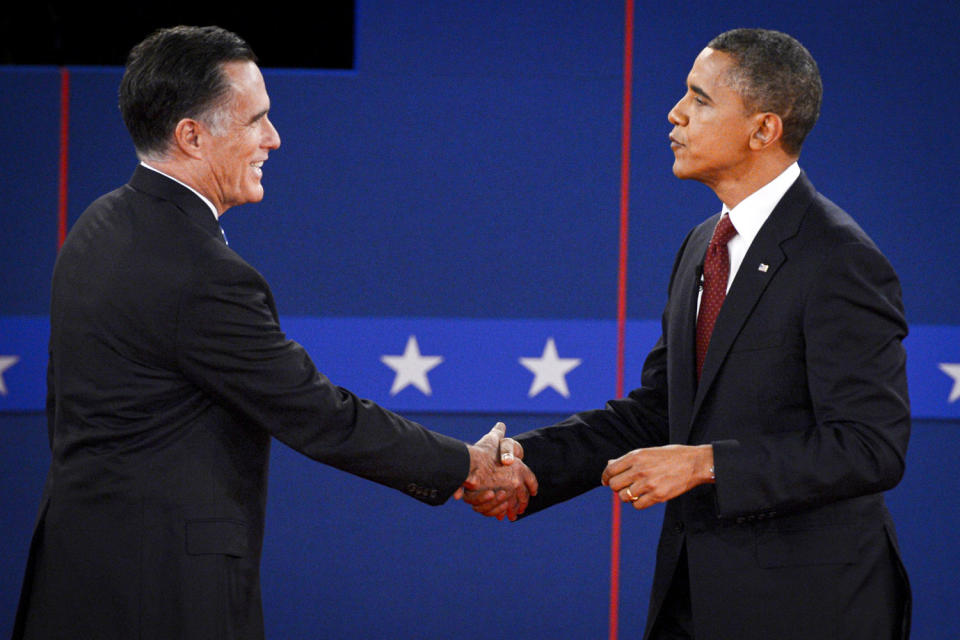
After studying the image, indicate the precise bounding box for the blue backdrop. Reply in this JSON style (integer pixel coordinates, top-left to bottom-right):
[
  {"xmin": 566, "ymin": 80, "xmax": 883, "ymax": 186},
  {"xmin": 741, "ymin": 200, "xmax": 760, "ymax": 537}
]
[{"xmin": 2, "ymin": 1, "xmax": 958, "ymax": 637}]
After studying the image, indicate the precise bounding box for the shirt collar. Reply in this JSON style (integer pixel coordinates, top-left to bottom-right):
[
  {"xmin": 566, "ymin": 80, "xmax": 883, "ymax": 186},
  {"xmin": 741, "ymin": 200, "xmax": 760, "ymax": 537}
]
[
  {"xmin": 723, "ymin": 162, "xmax": 801, "ymax": 245},
  {"xmin": 139, "ymin": 161, "xmax": 220, "ymax": 222}
]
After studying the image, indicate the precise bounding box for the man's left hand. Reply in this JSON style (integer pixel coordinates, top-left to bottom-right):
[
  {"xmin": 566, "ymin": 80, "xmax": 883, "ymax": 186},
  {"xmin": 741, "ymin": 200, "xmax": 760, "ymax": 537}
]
[{"xmin": 602, "ymin": 444, "xmax": 714, "ymax": 510}]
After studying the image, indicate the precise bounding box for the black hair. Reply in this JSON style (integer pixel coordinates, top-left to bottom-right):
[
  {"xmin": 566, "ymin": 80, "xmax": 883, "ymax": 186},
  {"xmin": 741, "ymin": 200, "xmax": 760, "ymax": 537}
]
[
  {"xmin": 118, "ymin": 25, "xmax": 256, "ymax": 158},
  {"xmin": 708, "ymin": 28, "xmax": 822, "ymax": 155}
]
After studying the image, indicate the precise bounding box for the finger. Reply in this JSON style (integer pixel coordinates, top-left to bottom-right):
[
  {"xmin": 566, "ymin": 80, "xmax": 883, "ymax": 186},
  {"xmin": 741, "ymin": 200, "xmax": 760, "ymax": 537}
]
[
  {"xmin": 521, "ymin": 464, "xmax": 539, "ymax": 497},
  {"xmin": 461, "ymin": 488, "xmax": 495, "ymax": 506},
  {"xmin": 602, "ymin": 454, "xmax": 631, "ymax": 486},
  {"xmin": 478, "ymin": 496, "xmax": 511, "ymax": 519},
  {"xmin": 604, "ymin": 466, "xmax": 638, "ymax": 492},
  {"xmin": 513, "ymin": 488, "xmax": 529, "ymax": 518},
  {"xmin": 464, "ymin": 489, "xmax": 508, "ymax": 514},
  {"xmin": 506, "ymin": 489, "xmax": 527, "ymax": 521},
  {"xmin": 618, "ymin": 486, "xmax": 641, "ymax": 504}
]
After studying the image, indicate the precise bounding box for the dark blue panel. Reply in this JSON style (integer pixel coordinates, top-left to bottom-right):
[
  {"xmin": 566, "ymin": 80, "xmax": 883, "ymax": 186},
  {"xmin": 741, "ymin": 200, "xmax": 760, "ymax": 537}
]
[
  {"xmin": 358, "ymin": 1, "xmax": 624, "ymax": 77},
  {"xmin": 0, "ymin": 68, "xmax": 60, "ymax": 313},
  {"xmin": 226, "ymin": 68, "xmax": 622, "ymax": 318},
  {"xmin": 65, "ymin": 68, "xmax": 135, "ymax": 227}
]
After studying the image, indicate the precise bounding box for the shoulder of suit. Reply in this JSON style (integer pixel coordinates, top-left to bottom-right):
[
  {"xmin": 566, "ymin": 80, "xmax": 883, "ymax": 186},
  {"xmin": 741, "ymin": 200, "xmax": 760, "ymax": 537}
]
[{"xmin": 798, "ymin": 189, "xmax": 881, "ymax": 254}]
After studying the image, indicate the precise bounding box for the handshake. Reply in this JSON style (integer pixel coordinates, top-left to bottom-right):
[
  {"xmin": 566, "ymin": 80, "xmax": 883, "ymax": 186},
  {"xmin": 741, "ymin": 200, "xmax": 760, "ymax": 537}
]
[
  {"xmin": 454, "ymin": 423, "xmax": 717, "ymax": 522},
  {"xmin": 455, "ymin": 422, "xmax": 538, "ymax": 522}
]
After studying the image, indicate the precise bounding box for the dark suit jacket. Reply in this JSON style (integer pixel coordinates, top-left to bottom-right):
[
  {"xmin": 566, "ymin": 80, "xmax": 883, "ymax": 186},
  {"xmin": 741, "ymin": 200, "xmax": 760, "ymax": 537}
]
[
  {"xmin": 14, "ymin": 166, "xmax": 469, "ymax": 640},
  {"xmin": 517, "ymin": 174, "xmax": 911, "ymax": 640}
]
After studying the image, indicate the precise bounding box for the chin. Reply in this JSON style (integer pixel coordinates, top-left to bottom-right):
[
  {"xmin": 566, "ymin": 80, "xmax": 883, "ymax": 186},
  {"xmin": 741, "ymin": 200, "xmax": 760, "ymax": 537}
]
[{"xmin": 244, "ymin": 186, "xmax": 265, "ymax": 204}]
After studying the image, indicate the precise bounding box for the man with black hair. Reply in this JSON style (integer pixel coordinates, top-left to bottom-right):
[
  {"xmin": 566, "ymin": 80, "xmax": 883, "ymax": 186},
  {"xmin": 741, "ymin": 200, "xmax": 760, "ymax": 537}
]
[
  {"xmin": 13, "ymin": 25, "xmax": 535, "ymax": 640},
  {"xmin": 467, "ymin": 28, "xmax": 911, "ymax": 640}
]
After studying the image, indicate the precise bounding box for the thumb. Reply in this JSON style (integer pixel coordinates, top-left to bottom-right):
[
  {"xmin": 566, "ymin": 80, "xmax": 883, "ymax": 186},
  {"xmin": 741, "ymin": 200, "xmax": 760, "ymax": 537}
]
[{"xmin": 477, "ymin": 421, "xmax": 506, "ymax": 449}]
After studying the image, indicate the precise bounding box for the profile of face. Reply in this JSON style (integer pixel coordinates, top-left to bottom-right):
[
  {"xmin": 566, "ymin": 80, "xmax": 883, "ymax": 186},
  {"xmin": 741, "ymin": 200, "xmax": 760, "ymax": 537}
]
[
  {"xmin": 667, "ymin": 48, "xmax": 757, "ymax": 188},
  {"xmin": 202, "ymin": 61, "xmax": 281, "ymax": 213}
]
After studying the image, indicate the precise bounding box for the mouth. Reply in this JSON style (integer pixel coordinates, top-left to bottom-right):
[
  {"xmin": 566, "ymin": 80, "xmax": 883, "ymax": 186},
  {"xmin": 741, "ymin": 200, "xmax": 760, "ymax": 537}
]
[
  {"xmin": 251, "ymin": 160, "xmax": 264, "ymax": 178},
  {"xmin": 669, "ymin": 135, "xmax": 684, "ymax": 150}
]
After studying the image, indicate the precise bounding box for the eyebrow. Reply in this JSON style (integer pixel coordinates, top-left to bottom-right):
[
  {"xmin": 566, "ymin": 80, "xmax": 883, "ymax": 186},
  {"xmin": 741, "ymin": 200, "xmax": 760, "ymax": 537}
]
[
  {"xmin": 690, "ymin": 83, "xmax": 714, "ymax": 103},
  {"xmin": 247, "ymin": 108, "xmax": 270, "ymax": 125}
]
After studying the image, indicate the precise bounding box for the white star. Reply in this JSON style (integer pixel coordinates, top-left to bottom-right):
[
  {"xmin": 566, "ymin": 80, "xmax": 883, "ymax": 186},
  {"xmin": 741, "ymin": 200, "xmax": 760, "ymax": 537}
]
[
  {"xmin": 380, "ymin": 335, "xmax": 444, "ymax": 396},
  {"xmin": 939, "ymin": 363, "xmax": 960, "ymax": 403},
  {"xmin": 0, "ymin": 355, "xmax": 20, "ymax": 396},
  {"xmin": 519, "ymin": 337, "xmax": 581, "ymax": 398}
]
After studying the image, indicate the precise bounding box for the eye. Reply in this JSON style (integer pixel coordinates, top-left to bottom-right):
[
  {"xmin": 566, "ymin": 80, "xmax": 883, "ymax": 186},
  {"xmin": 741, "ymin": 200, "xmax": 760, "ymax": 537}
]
[{"xmin": 694, "ymin": 96, "xmax": 706, "ymax": 106}]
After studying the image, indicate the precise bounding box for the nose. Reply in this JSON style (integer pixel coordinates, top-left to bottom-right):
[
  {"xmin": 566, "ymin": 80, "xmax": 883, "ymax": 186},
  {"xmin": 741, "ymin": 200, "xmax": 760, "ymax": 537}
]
[
  {"xmin": 264, "ymin": 116, "xmax": 281, "ymax": 150},
  {"xmin": 668, "ymin": 98, "xmax": 686, "ymax": 126}
]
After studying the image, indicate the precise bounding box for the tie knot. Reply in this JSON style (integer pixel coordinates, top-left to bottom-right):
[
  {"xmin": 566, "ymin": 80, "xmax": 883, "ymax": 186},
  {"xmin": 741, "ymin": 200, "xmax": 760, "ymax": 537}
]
[{"xmin": 711, "ymin": 214, "xmax": 737, "ymax": 246}]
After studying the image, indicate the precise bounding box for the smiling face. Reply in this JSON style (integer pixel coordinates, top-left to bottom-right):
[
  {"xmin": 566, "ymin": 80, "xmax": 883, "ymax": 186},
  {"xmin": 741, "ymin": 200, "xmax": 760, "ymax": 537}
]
[
  {"xmin": 201, "ymin": 61, "xmax": 281, "ymax": 213},
  {"xmin": 667, "ymin": 48, "xmax": 758, "ymax": 190}
]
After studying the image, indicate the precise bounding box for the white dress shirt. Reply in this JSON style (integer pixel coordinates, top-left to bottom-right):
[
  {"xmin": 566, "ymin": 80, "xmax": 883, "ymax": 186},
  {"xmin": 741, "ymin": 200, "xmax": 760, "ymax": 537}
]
[
  {"xmin": 697, "ymin": 162, "xmax": 801, "ymax": 312},
  {"xmin": 722, "ymin": 162, "xmax": 801, "ymax": 291}
]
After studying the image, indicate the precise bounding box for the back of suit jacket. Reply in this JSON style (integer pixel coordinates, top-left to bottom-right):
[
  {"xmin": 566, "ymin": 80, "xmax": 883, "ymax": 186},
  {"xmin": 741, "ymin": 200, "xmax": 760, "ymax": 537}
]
[{"xmin": 15, "ymin": 166, "xmax": 469, "ymax": 640}]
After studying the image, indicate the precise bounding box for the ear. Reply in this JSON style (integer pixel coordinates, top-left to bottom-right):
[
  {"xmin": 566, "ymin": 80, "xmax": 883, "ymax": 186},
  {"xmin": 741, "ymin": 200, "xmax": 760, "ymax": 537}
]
[
  {"xmin": 749, "ymin": 113, "xmax": 784, "ymax": 151},
  {"xmin": 172, "ymin": 118, "xmax": 204, "ymax": 160}
]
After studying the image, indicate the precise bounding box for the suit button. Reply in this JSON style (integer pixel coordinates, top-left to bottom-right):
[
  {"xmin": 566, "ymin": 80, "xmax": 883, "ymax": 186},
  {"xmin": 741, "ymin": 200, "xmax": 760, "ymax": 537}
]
[{"xmin": 674, "ymin": 522, "xmax": 684, "ymax": 534}]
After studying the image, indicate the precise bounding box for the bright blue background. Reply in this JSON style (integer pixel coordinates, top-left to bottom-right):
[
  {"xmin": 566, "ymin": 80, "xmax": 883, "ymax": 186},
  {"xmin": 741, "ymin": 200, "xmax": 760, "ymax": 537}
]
[{"xmin": 2, "ymin": 1, "xmax": 959, "ymax": 637}]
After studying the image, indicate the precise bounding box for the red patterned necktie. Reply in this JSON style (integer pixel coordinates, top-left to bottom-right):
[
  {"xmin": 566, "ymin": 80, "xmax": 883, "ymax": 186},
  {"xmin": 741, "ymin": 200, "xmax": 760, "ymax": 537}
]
[{"xmin": 696, "ymin": 214, "xmax": 737, "ymax": 379}]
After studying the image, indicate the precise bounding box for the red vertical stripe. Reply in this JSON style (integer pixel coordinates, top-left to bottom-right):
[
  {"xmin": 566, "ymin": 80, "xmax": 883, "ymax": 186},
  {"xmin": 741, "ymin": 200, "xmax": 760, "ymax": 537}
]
[
  {"xmin": 609, "ymin": 1, "xmax": 634, "ymax": 639},
  {"xmin": 58, "ymin": 67, "xmax": 70, "ymax": 250}
]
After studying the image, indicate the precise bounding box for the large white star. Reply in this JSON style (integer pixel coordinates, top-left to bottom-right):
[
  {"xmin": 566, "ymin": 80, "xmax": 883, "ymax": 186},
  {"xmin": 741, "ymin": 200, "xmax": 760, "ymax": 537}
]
[
  {"xmin": 519, "ymin": 337, "xmax": 581, "ymax": 398},
  {"xmin": 939, "ymin": 363, "xmax": 960, "ymax": 403},
  {"xmin": 0, "ymin": 355, "xmax": 20, "ymax": 396},
  {"xmin": 380, "ymin": 335, "xmax": 444, "ymax": 396}
]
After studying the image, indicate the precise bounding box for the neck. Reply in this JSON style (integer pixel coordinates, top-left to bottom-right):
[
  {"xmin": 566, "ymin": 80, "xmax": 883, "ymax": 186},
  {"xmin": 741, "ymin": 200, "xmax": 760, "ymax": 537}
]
[
  {"xmin": 142, "ymin": 157, "xmax": 226, "ymax": 216},
  {"xmin": 710, "ymin": 153, "xmax": 797, "ymax": 209}
]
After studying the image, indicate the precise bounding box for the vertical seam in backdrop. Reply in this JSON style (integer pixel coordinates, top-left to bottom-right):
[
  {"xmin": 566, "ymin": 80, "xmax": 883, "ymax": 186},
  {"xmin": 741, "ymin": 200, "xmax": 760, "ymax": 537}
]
[
  {"xmin": 610, "ymin": 1, "xmax": 634, "ymax": 639},
  {"xmin": 58, "ymin": 67, "xmax": 70, "ymax": 250}
]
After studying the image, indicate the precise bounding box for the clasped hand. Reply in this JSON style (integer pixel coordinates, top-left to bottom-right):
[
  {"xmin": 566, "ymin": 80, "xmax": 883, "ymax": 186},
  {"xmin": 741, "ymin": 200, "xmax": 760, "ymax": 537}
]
[{"xmin": 456, "ymin": 422, "xmax": 538, "ymax": 521}]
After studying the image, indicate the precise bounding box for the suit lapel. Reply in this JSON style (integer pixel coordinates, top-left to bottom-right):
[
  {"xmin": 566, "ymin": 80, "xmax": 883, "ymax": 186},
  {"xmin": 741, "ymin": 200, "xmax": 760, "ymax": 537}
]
[{"xmin": 688, "ymin": 174, "xmax": 816, "ymax": 429}]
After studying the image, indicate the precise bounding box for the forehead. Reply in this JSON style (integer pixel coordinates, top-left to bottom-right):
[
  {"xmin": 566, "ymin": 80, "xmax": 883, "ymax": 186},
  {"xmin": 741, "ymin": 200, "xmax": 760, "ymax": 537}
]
[
  {"xmin": 686, "ymin": 47, "xmax": 736, "ymax": 90},
  {"xmin": 221, "ymin": 61, "xmax": 270, "ymax": 114}
]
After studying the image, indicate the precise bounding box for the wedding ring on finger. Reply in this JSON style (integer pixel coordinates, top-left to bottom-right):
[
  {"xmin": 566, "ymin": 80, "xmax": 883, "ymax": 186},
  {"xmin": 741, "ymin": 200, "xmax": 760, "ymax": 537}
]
[{"xmin": 625, "ymin": 487, "xmax": 641, "ymax": 502}]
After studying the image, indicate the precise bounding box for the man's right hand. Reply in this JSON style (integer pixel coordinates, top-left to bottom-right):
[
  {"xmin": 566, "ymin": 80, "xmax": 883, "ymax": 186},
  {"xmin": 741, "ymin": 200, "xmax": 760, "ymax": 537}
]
[{"xmin": 456, "ymin": 422, "xmax": 538, "ymax": 521}]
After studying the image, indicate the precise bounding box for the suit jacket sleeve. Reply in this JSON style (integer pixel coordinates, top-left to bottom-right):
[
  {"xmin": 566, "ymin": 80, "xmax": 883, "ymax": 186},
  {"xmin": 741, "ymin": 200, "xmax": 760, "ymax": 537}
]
[
  {"xmin": 515, "ymin": 230, "xmax": 696, "ymax": 513},
  {"xmin": 174, "ymin": 253, "xmax": 469, "ymax": 505},
  {"xmin": 711, "ymin": 238, "xmax": 910, "ymax": 518}
]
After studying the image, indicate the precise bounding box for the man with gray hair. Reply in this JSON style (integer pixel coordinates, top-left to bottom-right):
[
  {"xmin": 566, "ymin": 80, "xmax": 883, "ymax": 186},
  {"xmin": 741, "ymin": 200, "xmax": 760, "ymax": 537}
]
[
  {"xmin": 13, "ymin": 25, "xmax": 535, "ymax": 640},
  {"xmin": 466, "ymin": 28, "xmax": 911, "ymax": 640}
]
